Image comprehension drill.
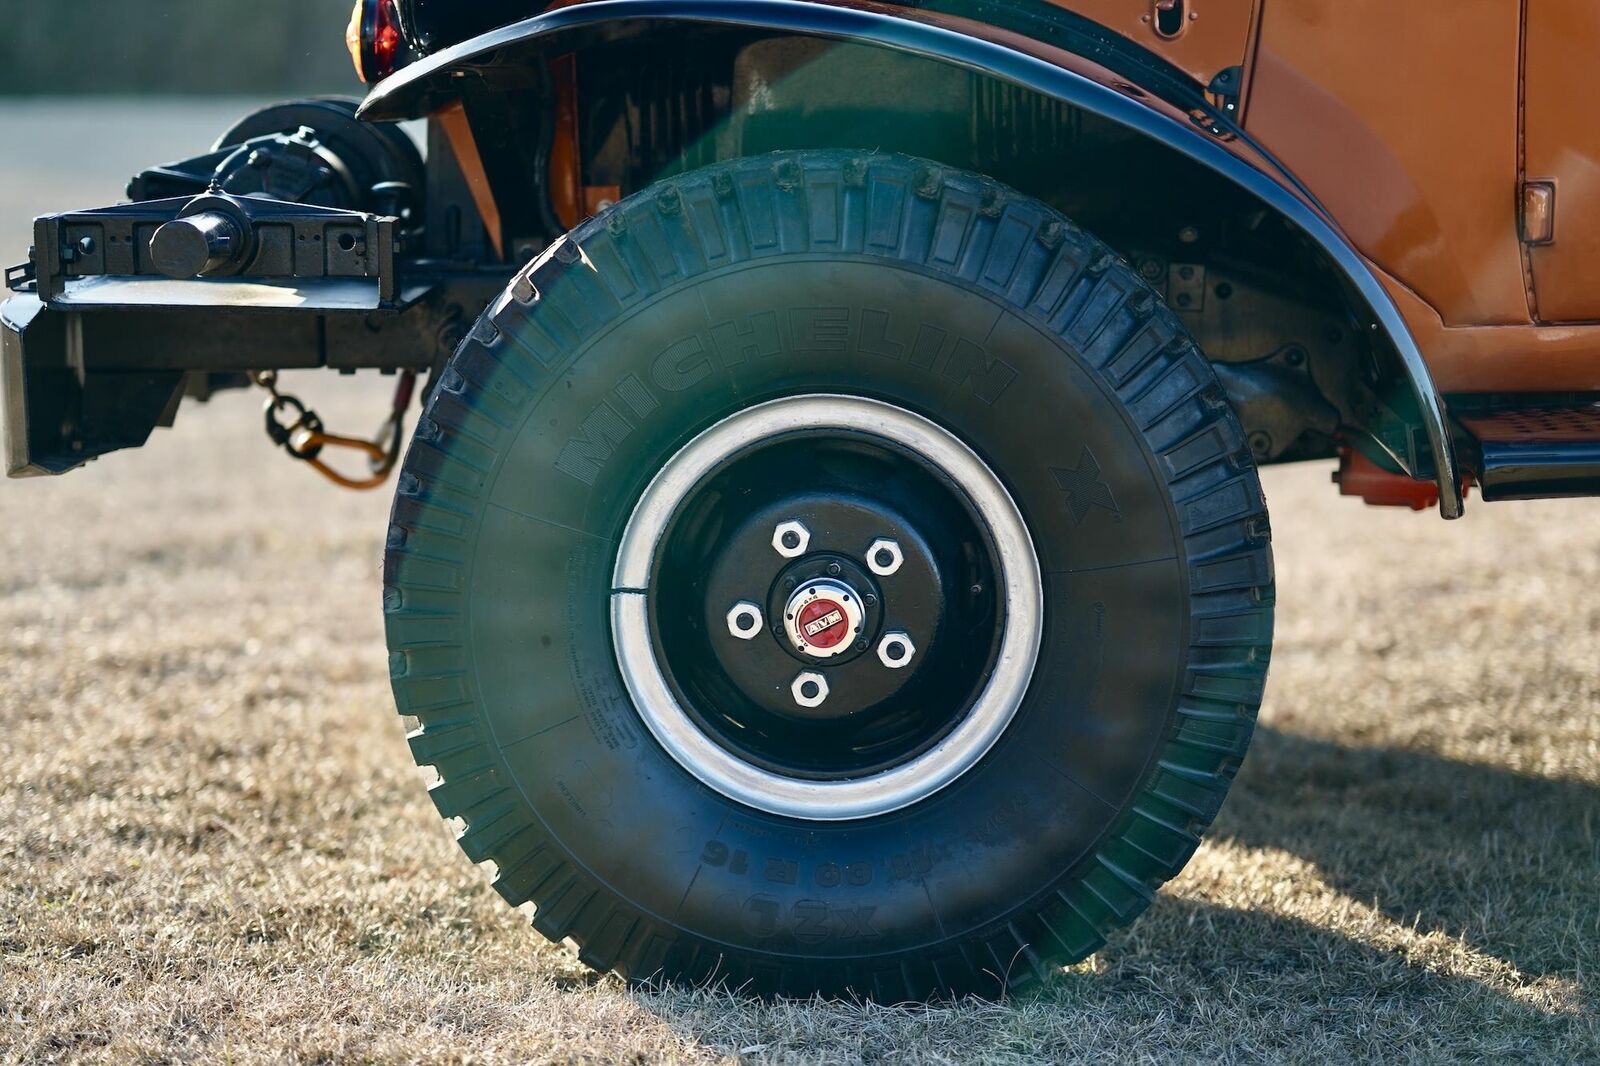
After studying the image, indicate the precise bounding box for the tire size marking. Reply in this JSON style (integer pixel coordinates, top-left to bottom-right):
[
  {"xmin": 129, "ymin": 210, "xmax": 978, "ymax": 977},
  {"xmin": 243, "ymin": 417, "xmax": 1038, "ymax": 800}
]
[
  {"xmin": 742, "ymin": 895, "xmax": 881, "ymax": 943},
  {"xmin": 887, "ymin": 791, "xmax": 1035, "ymax": 883},
  {"xmin": 698, "ymin": 840, "xmax": 749, "ymax": 875},
  {"xmin": 700, "ymin": 841, "xmax": 873, "ymax": 890}
]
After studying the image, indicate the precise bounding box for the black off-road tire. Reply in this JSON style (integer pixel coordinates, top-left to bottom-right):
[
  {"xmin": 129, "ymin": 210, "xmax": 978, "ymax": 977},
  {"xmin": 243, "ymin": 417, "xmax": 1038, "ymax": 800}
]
[{"xmin": 383, "ymin": 150, "xmax": 1273, "ymax": 1000}]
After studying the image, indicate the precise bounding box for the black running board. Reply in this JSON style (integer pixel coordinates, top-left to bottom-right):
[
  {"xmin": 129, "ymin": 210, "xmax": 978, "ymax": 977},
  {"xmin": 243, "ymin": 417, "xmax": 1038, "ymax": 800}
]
[{"xmin": 1457, "ymin": 404, "xmax": 1600, "ymax": 502}]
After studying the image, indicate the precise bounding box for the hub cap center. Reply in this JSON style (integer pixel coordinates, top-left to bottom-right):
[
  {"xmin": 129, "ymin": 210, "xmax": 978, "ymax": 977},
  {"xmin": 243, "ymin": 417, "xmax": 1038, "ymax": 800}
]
[{"xmin": 784, "ymin": 578, "xmax": 863, "ymax": 658}]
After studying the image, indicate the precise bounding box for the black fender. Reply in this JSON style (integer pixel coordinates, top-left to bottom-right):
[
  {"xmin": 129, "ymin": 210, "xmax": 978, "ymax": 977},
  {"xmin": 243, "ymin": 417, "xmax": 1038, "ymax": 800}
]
[{"xmin": 359, "ymin": 0, "xmax": 1463, "ymax": 518}]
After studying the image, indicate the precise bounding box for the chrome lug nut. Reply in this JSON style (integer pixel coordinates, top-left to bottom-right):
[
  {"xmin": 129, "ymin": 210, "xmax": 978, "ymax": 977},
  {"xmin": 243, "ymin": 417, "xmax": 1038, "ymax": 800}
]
[
  {"xmin": 866, "ymin": 537, "xmax": 904, "ymax": 576},
  {"xmin": 876, "ymin": 631, "xmax": 916, "ymax": 669},
  {"xmin": 772, "ymin": 519, "xmax": 811, "ymax": 558},
  {"xmin": 791, "ymin": 670, "xmax": 829, "ymax": 708},
  {"xmin": 725, "ymin": 601, "xmax": 764, "ymax": 640}
]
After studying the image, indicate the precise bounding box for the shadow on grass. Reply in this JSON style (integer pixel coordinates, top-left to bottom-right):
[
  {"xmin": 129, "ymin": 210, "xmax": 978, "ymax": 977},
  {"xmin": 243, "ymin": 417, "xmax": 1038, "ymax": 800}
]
[
  {"xmin": 1221, "ymin": 726, "xmax": 1599, "ymax": 985},
  {"xmin": 633, "ymin": 726, "xmax": 1597, "ymax": 1059},
  {"xmin": 638, "ymin": 890, "xmax": 1590, "ymax": 1061}
]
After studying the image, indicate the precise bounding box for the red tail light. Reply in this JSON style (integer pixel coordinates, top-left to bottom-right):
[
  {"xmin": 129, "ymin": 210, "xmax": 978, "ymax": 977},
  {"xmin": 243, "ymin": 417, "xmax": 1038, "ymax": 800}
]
[{"xmin": 347, "ymin": 0, "xmax": 405, "ymax": 84}]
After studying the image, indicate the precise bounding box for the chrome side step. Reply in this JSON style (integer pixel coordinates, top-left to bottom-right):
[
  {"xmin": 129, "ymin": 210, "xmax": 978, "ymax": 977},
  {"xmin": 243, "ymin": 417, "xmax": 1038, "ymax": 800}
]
[{"xmin": 1457, "ymin": 404, "xmax": 1600, "ymax": 501}]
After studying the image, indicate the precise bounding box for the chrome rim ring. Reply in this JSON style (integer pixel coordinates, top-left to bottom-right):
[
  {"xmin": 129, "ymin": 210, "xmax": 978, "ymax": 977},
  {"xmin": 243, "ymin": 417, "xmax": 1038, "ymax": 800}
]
[{"xmin": 611, "ymin": 394, "xmax": 1043, "ymax": 821}]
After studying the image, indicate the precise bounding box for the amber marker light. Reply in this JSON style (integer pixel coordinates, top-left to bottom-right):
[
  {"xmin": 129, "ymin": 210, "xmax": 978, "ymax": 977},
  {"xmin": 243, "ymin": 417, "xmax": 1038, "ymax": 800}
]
[{"xmin": 345, "ymin": 1, "xmax": 366, "ymax": 81}]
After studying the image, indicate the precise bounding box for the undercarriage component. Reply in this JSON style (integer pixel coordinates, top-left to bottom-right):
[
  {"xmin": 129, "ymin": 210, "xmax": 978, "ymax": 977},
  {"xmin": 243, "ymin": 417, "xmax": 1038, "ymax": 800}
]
[
  {"xmin": 563, "ymin": 29, "xmax": 1454, "ymax": 504},
  {"xmin": 1211, "ymin": 346, "xmax": 1341, "ymax": 463},
  {"xmin": 1332, "ymin": 446, "xmax": 1445, "ymax": 511},
  {"xmin": 13, "ymin": 97, "xmax": 427, "ymax": 306},
  {"xmin": 21, "ymin": 190, "xmax": 398, "ymax": 305},
  {"xmin": 129, "ymin": 97, "xmax": 424, "ymax": 226}
]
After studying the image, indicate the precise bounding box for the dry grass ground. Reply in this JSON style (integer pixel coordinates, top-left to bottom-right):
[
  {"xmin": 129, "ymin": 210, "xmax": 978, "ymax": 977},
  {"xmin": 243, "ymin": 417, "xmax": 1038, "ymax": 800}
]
[{"xmin": 2, "ymin": 102, "xmax": 1598, "ymax": 1064}]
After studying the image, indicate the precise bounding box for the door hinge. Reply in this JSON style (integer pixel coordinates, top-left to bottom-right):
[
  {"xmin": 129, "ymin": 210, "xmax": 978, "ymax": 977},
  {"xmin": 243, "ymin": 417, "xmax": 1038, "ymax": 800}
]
[{"xmin": 1208, "ymin": 65, "xmax": 1243, "ymax": 118}]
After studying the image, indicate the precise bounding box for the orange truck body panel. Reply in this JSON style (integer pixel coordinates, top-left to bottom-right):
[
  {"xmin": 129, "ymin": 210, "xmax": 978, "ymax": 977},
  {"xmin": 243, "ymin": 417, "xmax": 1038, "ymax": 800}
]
[
  {"xmin": 1247, "ymin": 0, "xmax": 1527, "ymax": 329},
  {"xmin": 1018, "ymin": 0, "xmax": 1600, "ymax": 391}
]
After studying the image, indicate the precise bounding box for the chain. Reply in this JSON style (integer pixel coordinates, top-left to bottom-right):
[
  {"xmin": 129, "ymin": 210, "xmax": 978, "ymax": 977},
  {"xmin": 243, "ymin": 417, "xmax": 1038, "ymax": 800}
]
[{"xmin": 251, "ymin": 368, "xmax": 416, "ymax": 490}]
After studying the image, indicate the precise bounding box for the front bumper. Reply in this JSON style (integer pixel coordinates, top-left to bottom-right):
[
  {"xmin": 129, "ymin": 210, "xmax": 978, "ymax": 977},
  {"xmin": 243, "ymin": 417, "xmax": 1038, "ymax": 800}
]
[
  {"xmin": 2, "ymin": 294, "xmax": 193, "ymax": 477},
  {"xmin": 0, "ymin": 275, "xmax": 477, "ymax": 477},
  {"xmin": 3, "ymin": 295, "xmax": 71, "ymax": 476}
]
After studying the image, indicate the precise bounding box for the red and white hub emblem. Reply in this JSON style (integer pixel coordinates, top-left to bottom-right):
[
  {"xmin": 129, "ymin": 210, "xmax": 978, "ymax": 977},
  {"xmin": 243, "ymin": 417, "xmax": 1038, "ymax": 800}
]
[
  {"xmin": 798, "ymin": 599, "xmax": 848, "ymax": 649},
  {"xmin": 784, "ymin": 578, "xmax": 866, "ymax": 659}
]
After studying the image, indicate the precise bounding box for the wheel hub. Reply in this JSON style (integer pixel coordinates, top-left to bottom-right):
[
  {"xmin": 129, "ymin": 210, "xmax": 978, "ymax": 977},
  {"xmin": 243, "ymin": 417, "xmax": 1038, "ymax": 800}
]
[
  {"xmin": 785, "ymin": 578, "xmax": 862, "ymax": 658},
  {"xmin": 610, "ymin": 394, "xmax": 1043, "ymax": 820}
]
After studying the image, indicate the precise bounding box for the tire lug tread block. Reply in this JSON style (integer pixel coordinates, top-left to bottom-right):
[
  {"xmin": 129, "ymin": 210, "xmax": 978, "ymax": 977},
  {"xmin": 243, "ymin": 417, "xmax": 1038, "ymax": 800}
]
[
  {"xmin": 492, "ymin": 845, "xmax": 565, "ymax": 907},
  {"xmin": 382, "ymin": 149, "xmax": 1273, "ymax": 1001},
  {"xmin": 1039, "ymin": 895, "xmax": 1105, "ymax": 960},
  {"xmin": 577, "ymin": 910, "xmax": 641, "ymax": 973},
  {"xmin": 453, "ymin": 805, "xmax": 525, "ymax": 864},
  {"xmin": 530, "ymin": 877, "xmax": 598, "ymax": 943},
  {"xmin": 404, "ymin": 722, "xmax": 479, "ymax": 765},
  {"xmin": 424, "ymin": 766, "xmax": 505, "ymax": 820},
  {"xmin": 1124, "ymin": 804, "xmax": 1205, "ymax": 867}
]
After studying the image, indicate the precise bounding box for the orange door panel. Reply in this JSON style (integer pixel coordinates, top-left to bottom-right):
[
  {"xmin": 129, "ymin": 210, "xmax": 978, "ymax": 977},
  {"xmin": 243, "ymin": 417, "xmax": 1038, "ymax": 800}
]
[
  {"xmin": 1246, "ymin": 0, "xmax": 1529, "ymax": 327},
  {"xmin": 1523, "ymin": 1, "xmax": 1600, "ymax": 323}
]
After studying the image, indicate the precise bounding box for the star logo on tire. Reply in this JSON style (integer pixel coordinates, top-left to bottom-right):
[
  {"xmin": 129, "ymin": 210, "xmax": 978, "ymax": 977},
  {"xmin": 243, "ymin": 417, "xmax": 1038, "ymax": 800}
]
[{"xmin": 1052, "ymin": 447, "xmax": 1120, "ymax": 523}]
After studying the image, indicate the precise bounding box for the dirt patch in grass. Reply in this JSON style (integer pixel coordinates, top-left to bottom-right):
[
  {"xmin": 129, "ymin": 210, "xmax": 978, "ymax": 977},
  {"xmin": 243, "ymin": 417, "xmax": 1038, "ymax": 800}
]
[{"xmin": 1, "ymin": 377, "xmax": 1595, "ymax": 1064}]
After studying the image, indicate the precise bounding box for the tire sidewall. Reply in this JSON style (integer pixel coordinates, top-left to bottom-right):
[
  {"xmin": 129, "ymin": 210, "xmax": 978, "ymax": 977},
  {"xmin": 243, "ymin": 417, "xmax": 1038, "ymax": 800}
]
[{"xmin": 458, "ymin": 250, "xmax": 1190, "ymax": 961}]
